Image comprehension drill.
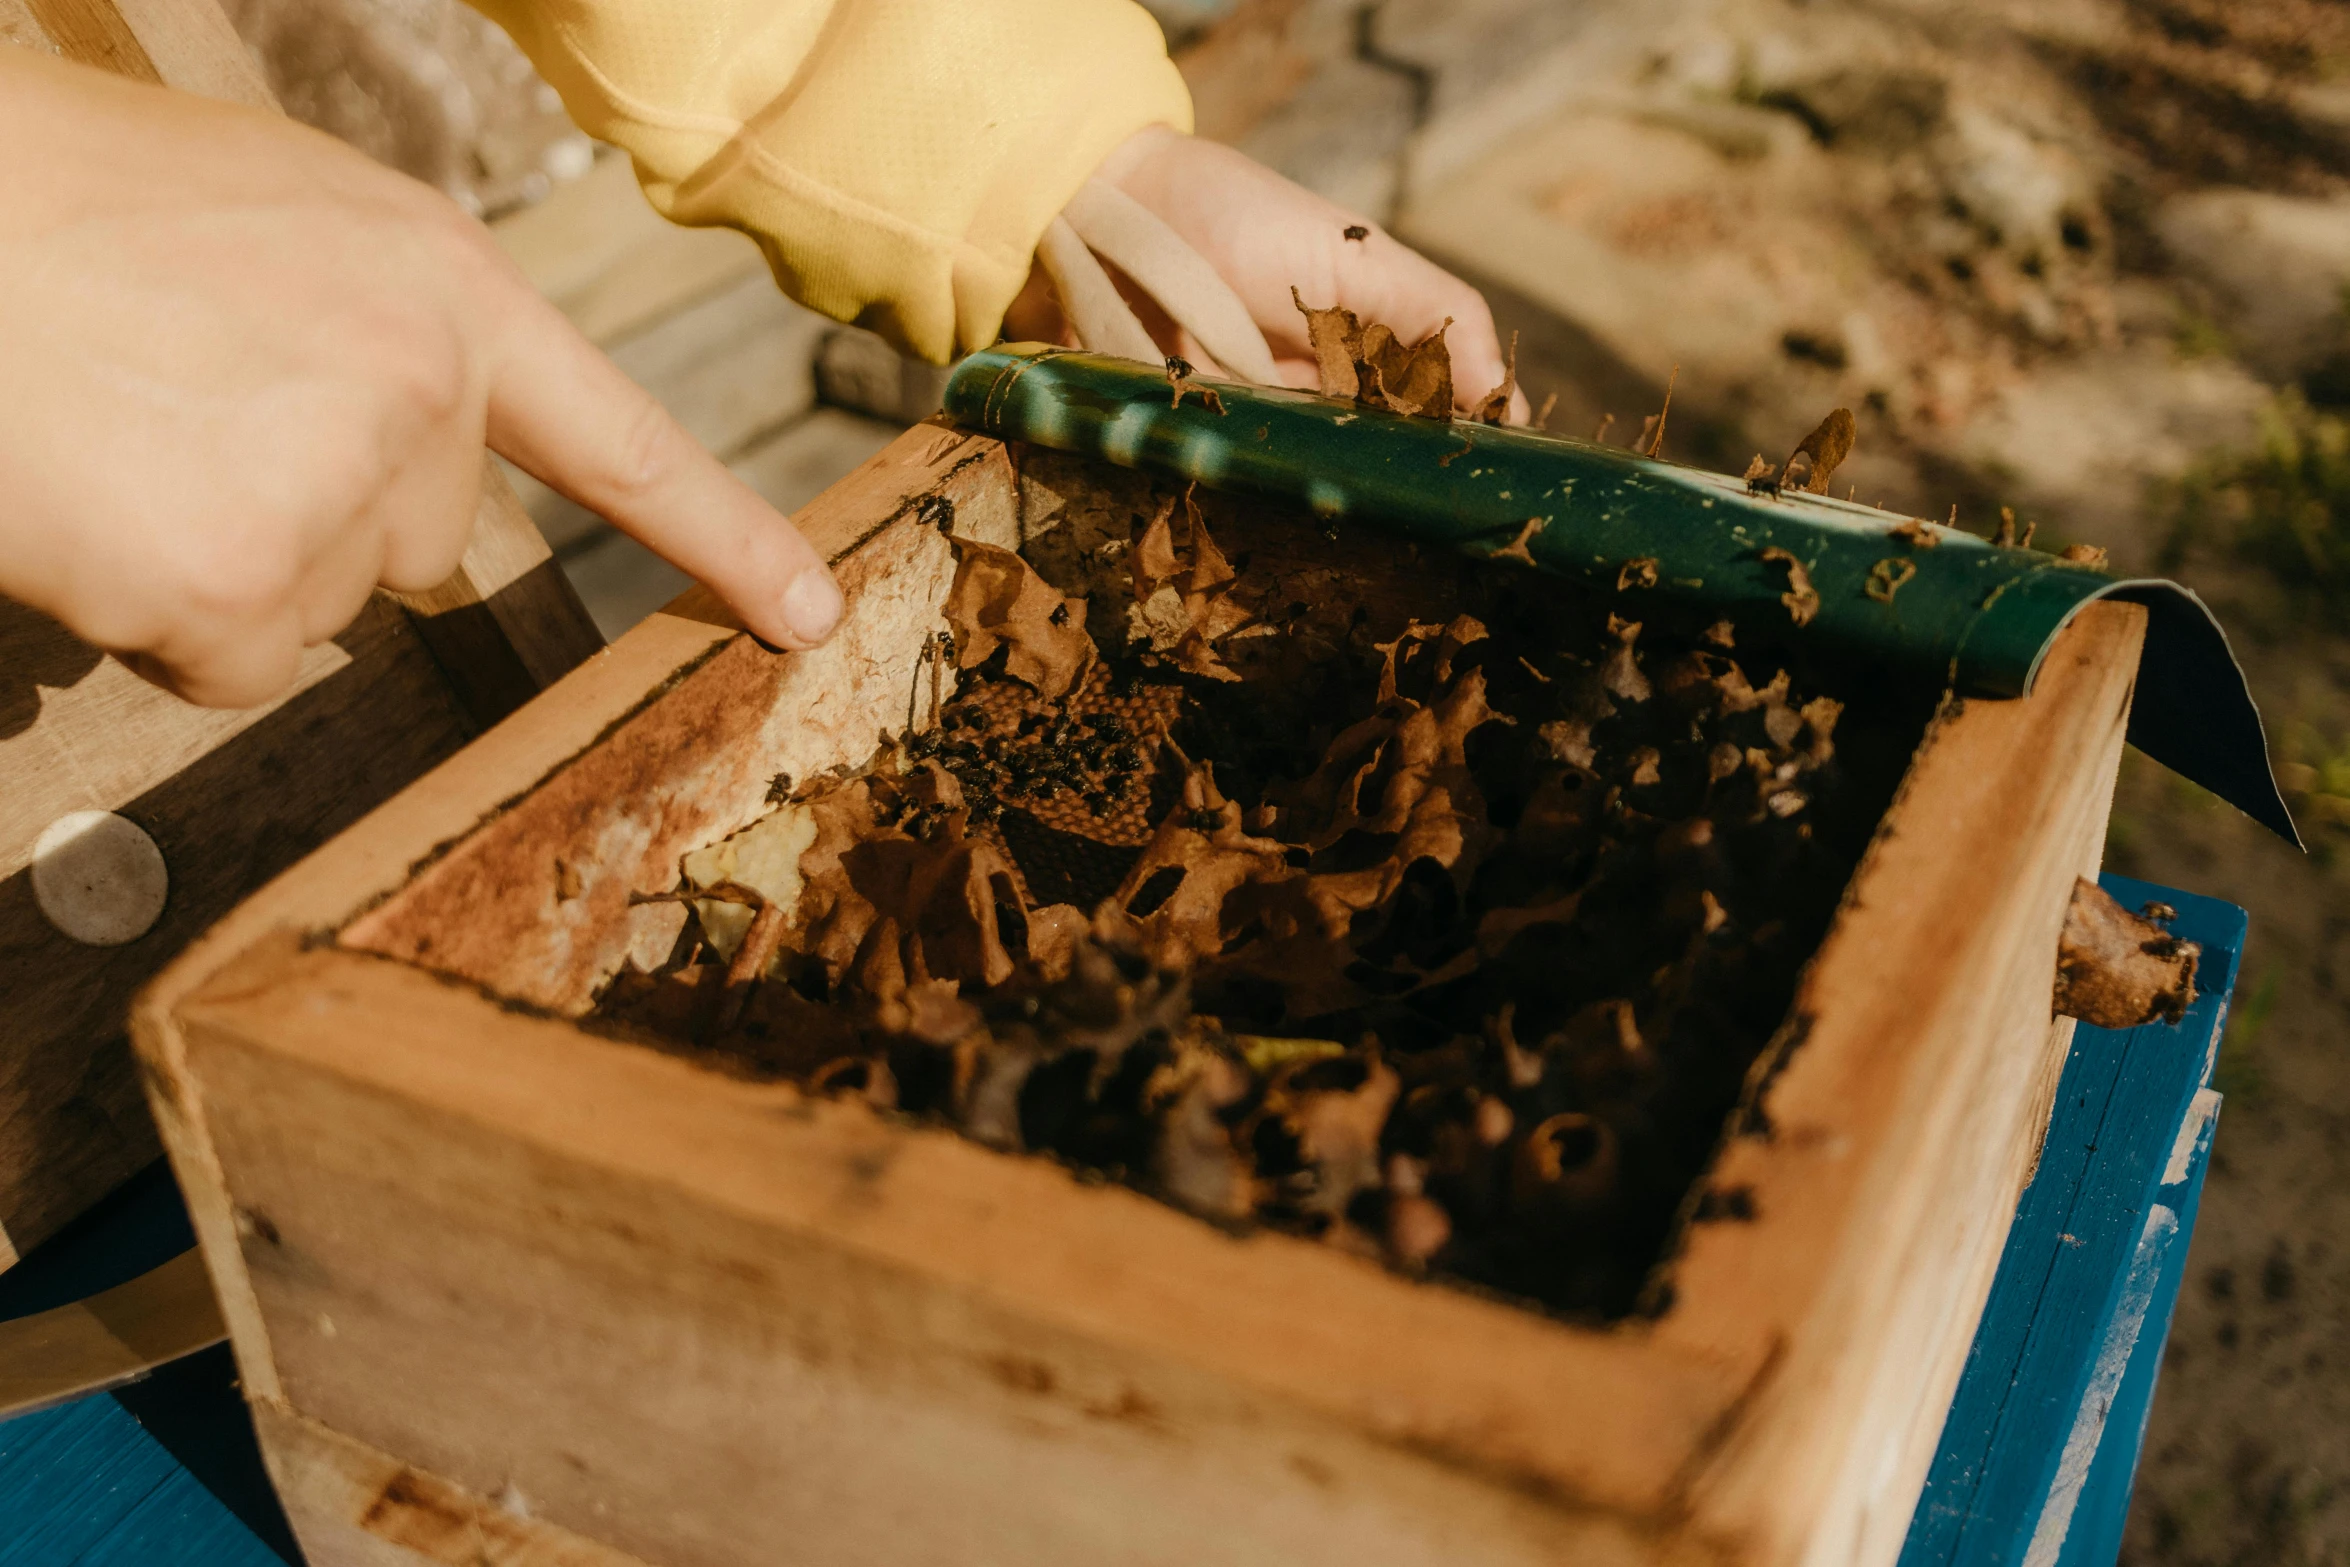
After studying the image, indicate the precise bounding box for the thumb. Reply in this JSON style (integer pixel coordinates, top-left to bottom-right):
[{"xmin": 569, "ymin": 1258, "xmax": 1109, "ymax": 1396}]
[{"xmin": 478, "ymin": 284, "xmax": 843, "ymax": 650}]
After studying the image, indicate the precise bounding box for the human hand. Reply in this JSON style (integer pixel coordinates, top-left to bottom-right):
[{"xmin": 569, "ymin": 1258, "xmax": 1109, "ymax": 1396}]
[
  {"xmin": 1006, "ymin": 125, "xmax": 1526, "ymax": 421},
  {"xmin": 0, "ymin": 51, "xmax": 842, "ymax": 710}
]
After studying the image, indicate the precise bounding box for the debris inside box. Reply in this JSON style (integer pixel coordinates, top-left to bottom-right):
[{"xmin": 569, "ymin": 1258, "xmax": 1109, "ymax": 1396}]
[{"xmin": 592, "ymin": 479, "xmax": 1923, "ymax": 1319}]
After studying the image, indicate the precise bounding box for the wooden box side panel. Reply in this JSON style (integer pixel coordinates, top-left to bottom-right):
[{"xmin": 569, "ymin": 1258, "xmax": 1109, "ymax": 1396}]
[
  {"xmin": 339, "ymin": 435, "xmax": 1021, "ymax": 1014},
  {"xmin": 1666, "ymin": 603, "xmax": 2145, "ymax": 1567},
  {"xmin": 178, "ymin": 945, "xmax": 1706, "ymax": 1567},
  {"xmin": 253, "ymin": 1402, "xmax": 657, "ymax": 1567}
]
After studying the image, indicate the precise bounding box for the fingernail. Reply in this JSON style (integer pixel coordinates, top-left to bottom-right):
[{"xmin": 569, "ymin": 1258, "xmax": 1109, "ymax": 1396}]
[{"xmin": 781, "ymin": 567, "xmax": 845, "ymax": 646}]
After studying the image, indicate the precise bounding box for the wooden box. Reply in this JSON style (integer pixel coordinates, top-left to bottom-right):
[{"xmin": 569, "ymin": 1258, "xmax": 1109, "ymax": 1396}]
[{"xmin": 135, "ymin": 423, "xmax": 2143, "ymax": 1567}]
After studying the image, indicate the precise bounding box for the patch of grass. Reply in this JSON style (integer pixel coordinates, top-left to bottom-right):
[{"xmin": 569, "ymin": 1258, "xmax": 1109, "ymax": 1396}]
[
  {"xmin": 2174, "ymin": 306, "xmax": 2233, "ymax": 360},
  {"xmin": 2214, "ymin": 962, "xmax": 2278, "ymax": 1102},
  {"xmin": 2164, "ymin": 390, "xmax": 2350, "ymax": 618}
]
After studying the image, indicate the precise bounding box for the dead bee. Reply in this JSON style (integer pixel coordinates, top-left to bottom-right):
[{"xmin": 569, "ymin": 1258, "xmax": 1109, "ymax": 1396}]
[{"xmin": 1743, "ymin": 454, "xmax": 1782, "ymax": 496}]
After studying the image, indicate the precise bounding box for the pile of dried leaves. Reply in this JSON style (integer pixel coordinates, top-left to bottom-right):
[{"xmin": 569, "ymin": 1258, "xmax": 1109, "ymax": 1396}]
[{"xmin": 594, "ymin": 457, "xmax": 1919, "ymax": 1324}]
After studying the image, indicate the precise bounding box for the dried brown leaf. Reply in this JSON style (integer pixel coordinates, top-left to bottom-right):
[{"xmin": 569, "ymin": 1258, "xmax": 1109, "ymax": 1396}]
[
  {"xmin": 1865, "ymin": 556, "xmax": 1917, "ymax": 603},
  {"xmin": 1358, "ymin": 319, "xmax": 1456, "ymax": 420},
  {"xmin": 1280, "ymin": 1056, "xmax": 1401, "ymax": 1218},
  {"xmin": 2053, "ymin": 877, "xmax": 2200, "ymax": 1028},
  {"xmin": 1022, "ymin": 903, "xmax": 1092, "ymax": 982},
  {"xmin": 1758, "ymin": 546, "xmax": 1821, "ymax": 626},
  {"xmin": 1890, "ymin": 516, "xmax": 1940, "ymax": 549},
  {"xmin": 1489, "ymin": 517, "xmax": 1544, "ymax": 567},
  {"xmin": 1132, "ymin": 497, "xmax": 1181, "ymax": 586},
  {"xmin": 1292, "ymin": 287, "xmax": 1364, "ymax": 400},
  {"xmin": 1602, "ymin": 615, "xmax": 1652, "ymax": 703},
  {"xmin": 1152, "ymin": 1044, "xmax": 1254, "ymax": 1219},
  {"xmin": 1130, "ymin": 492, "xmax": 1254, "ymax": 679},
  {"xmin": 1473, "ymin": 331, "xmax": 1519, "ymax": 425},
  {"xmin": 784, "ymin": 778, "xmax": 1026, "ymax": 999},
  {"xmin": 1114, "ymin": 763, "xmax": 1294, "ymax": 970},
  {"xmin": 946, "ymin": 538, "xmax": 1095, "ymax": 701},
  {"xmin": 1640, "ymin": 366, "xmax": 1678, "ymax": 458},
  {"xmin": 1787, "ymin": 408, "xmax": 1856, "ymax": 494}
]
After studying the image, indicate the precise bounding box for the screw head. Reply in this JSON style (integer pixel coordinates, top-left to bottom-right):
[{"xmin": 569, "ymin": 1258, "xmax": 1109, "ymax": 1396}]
[{"xmin": 32, "ymin": 810, "xmax": 168, "ymax": 946}]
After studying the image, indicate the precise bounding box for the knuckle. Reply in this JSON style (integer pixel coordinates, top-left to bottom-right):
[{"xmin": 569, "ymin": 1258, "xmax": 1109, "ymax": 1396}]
[
  {"xmin": 172, "ymin": 525, "xmax": 301, "ymax": 625},
  {"xmin": 595, "ymin": 390, "xmax": 687, "ymax": 509},
  {"xmin": 349, "ymin": 298, "xmax": 471, "ymax": 430}
]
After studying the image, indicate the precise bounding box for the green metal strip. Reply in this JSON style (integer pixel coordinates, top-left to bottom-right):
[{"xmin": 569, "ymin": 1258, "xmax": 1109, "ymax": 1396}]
[{"xmin": 945, "ymin": 345, "xmax": 2297, "ymax": 845}]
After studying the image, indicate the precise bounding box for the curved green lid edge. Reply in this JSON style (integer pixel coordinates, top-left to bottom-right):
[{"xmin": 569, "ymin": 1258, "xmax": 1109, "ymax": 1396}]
[{"xmin": 945, "ymin": 346, "xmax": 2297, "ymax": 846}]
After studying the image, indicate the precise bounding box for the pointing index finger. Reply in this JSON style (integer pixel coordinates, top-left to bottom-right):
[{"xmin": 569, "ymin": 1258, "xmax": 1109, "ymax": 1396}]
[{"xmin": 478, "ymin": 280, "xmax": 843, "ymax": 649}]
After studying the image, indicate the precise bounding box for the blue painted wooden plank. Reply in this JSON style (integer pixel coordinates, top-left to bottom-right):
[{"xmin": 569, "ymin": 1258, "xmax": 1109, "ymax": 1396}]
[
  {"xmin": 2053, "ymin": 1085, "xmax": 2220, "ymax": 1567},
  {"xmin": 1899, "ymin": 876, "xmax": 2244, "ymax": 1567},
  {"xmin": 0, "ymin": 1398, "xmax": 182, "ymax": 1567},
  {"xmin": 0, "ymin": 1382, "xmax": 286, "ymax": 1567}
]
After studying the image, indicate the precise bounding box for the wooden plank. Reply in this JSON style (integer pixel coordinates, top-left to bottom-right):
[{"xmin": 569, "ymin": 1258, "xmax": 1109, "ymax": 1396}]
[
  {"xmin": 130, "ymin": 606, "xmax": 745, "ymax": 1387},
  {"xmin": 1, "ymin": 599, "xmax": 478, "ymax": 1266},
  {"xmin": 108, "ymin": 0, "xmax": 269, "ymax": 105},
  {"xmin": 0, "ymin": 0, "xmax": 59, "ymax": 52},
  {"xmin": 251, "ymin": 1401, "xmax": 687, "ymax": 1567},
  {"xmin": 178, "ymin": 940, "xmax": 1703, "ymax": 1567},
  {"xmin": 490, "ymin": 153, "xmax": 768, "ymax": 346},
  {"xmin": 0, "ymin": 1249, "xmax": 223, "ymax": 1418},
  {"xmin": 0, "ymin": 601, "xmax": 349, "ymax": 882},
  {"xmin": 20, "ymin": 0, "xmax": 156, "ymax": 82},
  {"xmin": 1666, "ymin": 602, "xmax": 2147, "ymax": 1567},
  {"xmin": 390, "ymin": 462, "xmax": 606, "ymax": 725},
  {"xmin": 0, "ymin": 1374, "xmax": 284, "ymax": 1566}
]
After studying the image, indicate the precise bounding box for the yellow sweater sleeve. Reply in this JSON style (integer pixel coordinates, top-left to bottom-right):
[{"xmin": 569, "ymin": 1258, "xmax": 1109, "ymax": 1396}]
[{"xmin": 470, "ymin": 0, "xmax": 1193, "ymax": 363}]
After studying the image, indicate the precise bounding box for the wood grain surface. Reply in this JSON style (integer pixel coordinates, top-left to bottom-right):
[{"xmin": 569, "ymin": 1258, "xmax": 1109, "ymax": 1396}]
[
  {"xmin": 2, "ymin": 598, "xmax": 477, "ymax": 1267},
  {"xmin": 0, "ymin": 1249, "xmax": 224, "ymax": 1418}
]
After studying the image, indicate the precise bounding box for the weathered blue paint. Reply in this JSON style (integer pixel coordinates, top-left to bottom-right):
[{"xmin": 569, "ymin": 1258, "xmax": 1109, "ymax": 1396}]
[{"xmin": 1899, "ymin": 874, "xmax": 2243, "ymax": 1567}]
